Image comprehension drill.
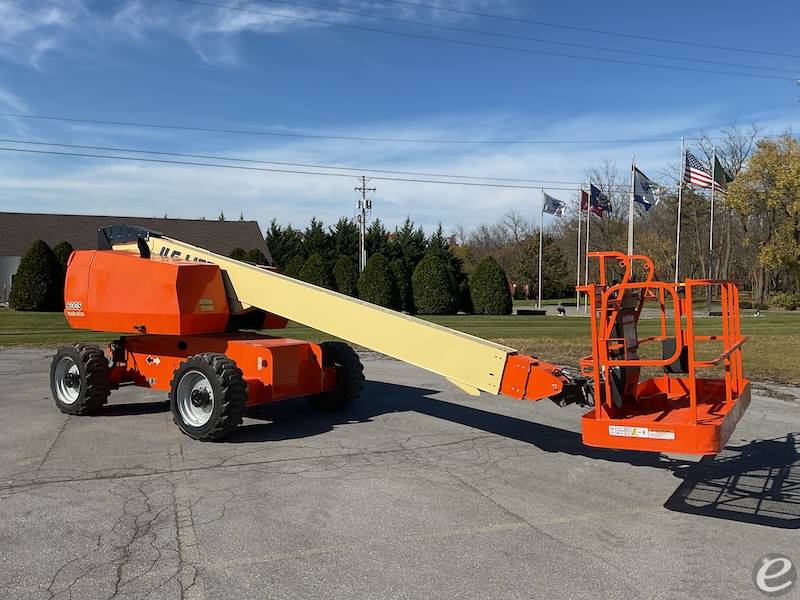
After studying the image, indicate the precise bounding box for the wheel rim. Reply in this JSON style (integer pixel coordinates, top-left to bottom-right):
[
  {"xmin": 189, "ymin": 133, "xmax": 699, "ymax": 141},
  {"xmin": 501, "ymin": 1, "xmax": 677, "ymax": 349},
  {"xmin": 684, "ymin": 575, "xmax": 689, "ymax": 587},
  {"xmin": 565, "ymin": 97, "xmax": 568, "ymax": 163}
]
[
  {"xmin": 176, "ymin": 370, "xmax": 215, "ymax": 427},
  {"xmin": 54, "ymin": 356, "xmax": 81, "ymax": 404}
]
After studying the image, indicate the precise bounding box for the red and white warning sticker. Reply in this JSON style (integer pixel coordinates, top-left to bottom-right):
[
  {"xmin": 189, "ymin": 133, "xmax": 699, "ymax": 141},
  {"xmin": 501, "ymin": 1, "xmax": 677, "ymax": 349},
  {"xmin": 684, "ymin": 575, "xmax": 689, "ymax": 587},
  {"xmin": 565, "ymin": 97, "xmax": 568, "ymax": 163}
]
[{"xmin": 608, "ymin": 425, "xmax": 675, "ymax": 440}]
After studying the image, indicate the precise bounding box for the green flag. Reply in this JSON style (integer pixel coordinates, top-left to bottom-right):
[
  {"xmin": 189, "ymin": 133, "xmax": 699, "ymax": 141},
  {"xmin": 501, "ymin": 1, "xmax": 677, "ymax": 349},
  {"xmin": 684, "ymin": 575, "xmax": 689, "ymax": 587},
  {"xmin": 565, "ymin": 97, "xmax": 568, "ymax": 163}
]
[{"xmin": 713, "ymin": 156, "xmax": 733, "ymax": 192}]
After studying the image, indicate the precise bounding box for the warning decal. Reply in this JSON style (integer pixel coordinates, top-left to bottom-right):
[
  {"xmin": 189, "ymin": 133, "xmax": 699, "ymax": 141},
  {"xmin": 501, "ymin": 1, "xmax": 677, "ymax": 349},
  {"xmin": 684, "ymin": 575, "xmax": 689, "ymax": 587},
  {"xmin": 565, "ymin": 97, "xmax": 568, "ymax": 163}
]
[{"xmin": 608, "ymin": 425, "xmax": 675, "ymax": 440}]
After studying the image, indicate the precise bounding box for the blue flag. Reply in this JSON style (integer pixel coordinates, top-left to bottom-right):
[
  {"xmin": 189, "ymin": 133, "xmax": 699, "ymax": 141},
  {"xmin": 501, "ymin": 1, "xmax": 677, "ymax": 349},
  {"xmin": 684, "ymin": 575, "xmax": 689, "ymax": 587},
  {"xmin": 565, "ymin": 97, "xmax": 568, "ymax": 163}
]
[
  {"xmin": 590, "ymin": 184, "xmax": 611, "ymax": 216},
  {"xmin": 543, "ymin": 192, "xmax": 565, "ymax": 216},
  {"xmin": 633, "ymin": 167, "xmax": 658, "ymax": 211}
]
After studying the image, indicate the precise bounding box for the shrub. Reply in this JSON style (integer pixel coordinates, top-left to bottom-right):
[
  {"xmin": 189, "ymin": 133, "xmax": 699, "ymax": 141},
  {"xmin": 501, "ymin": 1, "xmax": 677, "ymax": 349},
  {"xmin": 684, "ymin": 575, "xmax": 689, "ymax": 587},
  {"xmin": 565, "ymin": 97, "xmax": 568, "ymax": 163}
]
[
  {"xmin": 51, "ymin": 241, "xmax": 74, "ymax": 310},
  {"xmin": 412, "ymin": 253, "xmax": 457, "ymax": 314},
  {"xmin": 358, "ymin": 253, "xmax": 399, "ymax": 309},
  {"xmin": 470, "ymin": 257, "xmax": 512, "ymax": 315},
  {"xmin": 333, "ymin": 255, "xmax": 358, "ymax": 297},
  {"xmin": 247, "ymin": 248, "xmax": 269, "ymax": 265},
  {"xmin": 298, "ymin": 254, "xmax": 334, "ymax": 289},
  {"xmin": 229, "ymin": 247, "xmax": 247, "ymax": 261},
  {"xmin": 771, "ymin": 292, "xmax": 800, "ymax": 311},
  {"xmin": 389, "ymin": 259, "xmax": 413, "ymax": 312},
  {"xmin": 282, "ymin": 255, "xmax": 306, "ymax": 278},
  {"xmin": 52, "ymin": 241, "xmax": 74, "ymax": 273},
  {"xmin": 9, "ymin": 240, "xmax": 63, "ymax": 311}
]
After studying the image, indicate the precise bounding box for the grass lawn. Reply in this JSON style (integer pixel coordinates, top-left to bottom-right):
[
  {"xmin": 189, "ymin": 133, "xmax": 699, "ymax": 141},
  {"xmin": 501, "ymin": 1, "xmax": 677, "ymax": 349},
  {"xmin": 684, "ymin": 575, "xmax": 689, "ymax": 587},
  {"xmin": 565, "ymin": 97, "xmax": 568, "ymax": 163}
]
[{"xmin": 1, "ymin": 307, "xmax": 797, "ymax": 383}]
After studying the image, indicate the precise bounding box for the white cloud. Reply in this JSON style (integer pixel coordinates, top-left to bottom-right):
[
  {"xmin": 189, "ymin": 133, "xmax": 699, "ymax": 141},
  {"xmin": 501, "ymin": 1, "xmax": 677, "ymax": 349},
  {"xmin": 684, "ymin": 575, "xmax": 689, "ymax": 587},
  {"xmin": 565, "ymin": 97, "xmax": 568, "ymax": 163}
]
[
  {"xmin": 0, "ymin": 85, "xmax": 27, "ymax": 113},
  {"xmin": 0, "ymin": 0, "xmax": 521, "ymax": 67},
  {"xmin": 0, "ymin": 0, "xmax": 87, "ymax": 68}
]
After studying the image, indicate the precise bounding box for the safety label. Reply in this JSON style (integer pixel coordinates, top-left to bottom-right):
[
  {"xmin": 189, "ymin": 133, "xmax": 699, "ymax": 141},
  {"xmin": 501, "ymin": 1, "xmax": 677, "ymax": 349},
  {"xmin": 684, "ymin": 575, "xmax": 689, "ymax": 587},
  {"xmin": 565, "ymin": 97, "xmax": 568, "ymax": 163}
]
[{"xmin": 608, "ymin": 425, "xmax": 675, "ymax": 440}]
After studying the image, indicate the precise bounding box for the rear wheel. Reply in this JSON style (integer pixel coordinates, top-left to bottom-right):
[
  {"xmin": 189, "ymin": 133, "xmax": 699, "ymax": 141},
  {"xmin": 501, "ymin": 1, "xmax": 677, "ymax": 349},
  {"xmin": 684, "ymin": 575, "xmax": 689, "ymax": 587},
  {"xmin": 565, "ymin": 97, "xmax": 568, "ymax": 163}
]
[
  {"xmin": 50, "ymin": 344, "xmax": 111, "ymax": 415},
  {"xmin": 169, "ymin": 353, "xmax": 247, "ymax": 441},
  {"xmin": 308, "ymin": 342, "xmax": 364, "ymax": 411}
]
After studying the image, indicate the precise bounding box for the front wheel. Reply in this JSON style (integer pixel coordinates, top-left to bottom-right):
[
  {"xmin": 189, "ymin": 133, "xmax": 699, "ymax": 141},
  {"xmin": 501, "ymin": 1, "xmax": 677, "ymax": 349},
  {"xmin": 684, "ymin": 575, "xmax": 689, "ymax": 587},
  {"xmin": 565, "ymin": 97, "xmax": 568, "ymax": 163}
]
[
  {"xmin": 169, "ymin": 353, "xmax": 247, "ymax": 441},
  {"xmin": 308, "ymin": 342, "xmax": 364, "ymax": 411},
  {"xmin": 50, "ymin": 344, "xmax": 111, "ymax": 415}
]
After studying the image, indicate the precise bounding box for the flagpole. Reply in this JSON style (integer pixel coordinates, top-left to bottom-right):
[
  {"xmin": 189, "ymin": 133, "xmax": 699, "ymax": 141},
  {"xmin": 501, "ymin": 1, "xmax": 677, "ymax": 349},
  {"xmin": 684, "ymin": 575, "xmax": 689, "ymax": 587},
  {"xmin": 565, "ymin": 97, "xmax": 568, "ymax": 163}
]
[
  {"xmin": 584, "ymin": 185, "xmax": 591, "ymax": 313},
  {"xmin": 576, "ymin": 188, "xmax": 582, "ymax": 311},
  {"xmin": 628, "ymin": 156, "xmax": 635, "ymax": 256},
  {"xmin": 538, "ymin": 188, "xmax": 544, "ymax": 309},
  {"xmin": 674, "ymin": 137, "xmax": 684, "ymax": 283},
  {"xmin": 707, "ymin": 146, "xmax": 717, "ymax": 312}
]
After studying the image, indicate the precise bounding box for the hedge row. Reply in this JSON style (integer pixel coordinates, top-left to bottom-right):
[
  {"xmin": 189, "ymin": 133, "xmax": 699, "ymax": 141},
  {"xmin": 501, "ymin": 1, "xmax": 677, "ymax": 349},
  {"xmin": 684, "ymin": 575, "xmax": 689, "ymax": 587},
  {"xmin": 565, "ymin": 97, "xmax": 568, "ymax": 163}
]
[{"xmin": 250, "ymin": 250, "xmax": 511, "ymax": 315}]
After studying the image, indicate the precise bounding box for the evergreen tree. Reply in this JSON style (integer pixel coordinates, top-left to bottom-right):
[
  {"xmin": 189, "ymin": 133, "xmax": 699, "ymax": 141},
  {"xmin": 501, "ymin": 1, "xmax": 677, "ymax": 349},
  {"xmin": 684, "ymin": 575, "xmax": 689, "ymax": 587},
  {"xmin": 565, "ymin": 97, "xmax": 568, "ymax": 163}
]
[
  {"xmin": 389, "ymin": 258, "xmax": 413, "ymax": 313},
  {"xmin": 411, "ymin": 253, "xmax": 457, "ymax": 314},
  {"xmin": 427, "ymin": 223, "xmax": 470, "ymax": 312},
  {"xmin": 299, "ymin": 254, "xmax": 334, "ymax": 289},
  {"xmin": 470, "ymin": 257, "xmax": 512, "ymax": 315},
  {"xmin": 357, "ymin": 253, "xmax": 399, "ymax": 309},
  {"xmin": 9, "ymin": 240, "xmax": 62, "ymax": 311},
  {"xmin": 303, "ymin": 217, "xmax": 332, "ymax": 259},
  {"xmin": 393, "ymin": 217, "xmax": 427, "ymax": 271},
  {"xmin": 246, "ymin": 248, "xmax": 268, "ymax": 265},
  {"xmin": 52, "ymin": 241, "xmax": 74, "ymax": 274},
  {"xmin": 282, "ymin": 255, "xmax": 306, "ymax": 278},
  {"xmin": 427, "ymin": 223, "xmax": 450, "ymax": 256},
  {"xmin": 218, "ymin": 211, "xmax": 225, "ymax": 221},
  {"xmin": 333, "ymin": 255, "xmax": 358, "ymax": 297},
  {"xmin": 265, "ymin": 219, "xmax": 305, "ymax": 269},
  {"xmin": 229, "ymin": 248, "xmax": 247, "ymax": 261},
  {"xmin": 52, "ymin": 241, "xmax": 74, "ymax": 310},
  {"xmin": 331, "ymin": 217, "xmax": 359, "ymax": 259},
  {"xmin": 365, "ymin": 219, "xmax": 391, "ymax": 259}
]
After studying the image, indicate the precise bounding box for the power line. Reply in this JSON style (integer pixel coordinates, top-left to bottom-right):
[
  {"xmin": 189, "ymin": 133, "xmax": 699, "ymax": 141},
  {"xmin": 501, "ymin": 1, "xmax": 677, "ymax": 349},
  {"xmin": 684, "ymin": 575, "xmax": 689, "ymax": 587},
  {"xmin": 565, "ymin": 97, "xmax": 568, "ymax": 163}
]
[
  {"xmin": 0, "ymin": 136, "xmax": 586, "ymax": 184},
  {"xmin": 0, "ymin": 145, "xmax": 653, "ymax": 192},
  {"xmin": 0, "ymin": 111, "xmax": 710, "ymax": 145},
  {"xmin": 252, "ymin": 0, "xmax": 797, "ymax": 74},
  {"xmin": 0, "ymin": 146, "xmax": 570, "ymax": 190},
  {"xmin": 375, "ymin": 0, "xmax": 800, "ymax": 60},
  {"xmin": 171, "ymin": 0, "xmax": 794, "ymax": 81}
]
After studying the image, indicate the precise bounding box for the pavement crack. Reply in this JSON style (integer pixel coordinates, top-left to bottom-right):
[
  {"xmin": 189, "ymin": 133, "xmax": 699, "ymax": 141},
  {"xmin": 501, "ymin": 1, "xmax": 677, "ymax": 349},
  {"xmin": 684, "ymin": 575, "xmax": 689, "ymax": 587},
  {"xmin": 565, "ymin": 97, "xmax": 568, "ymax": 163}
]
[{"xmin": 36, "ymin": 415, "xmax": 70, "ymax": 476}]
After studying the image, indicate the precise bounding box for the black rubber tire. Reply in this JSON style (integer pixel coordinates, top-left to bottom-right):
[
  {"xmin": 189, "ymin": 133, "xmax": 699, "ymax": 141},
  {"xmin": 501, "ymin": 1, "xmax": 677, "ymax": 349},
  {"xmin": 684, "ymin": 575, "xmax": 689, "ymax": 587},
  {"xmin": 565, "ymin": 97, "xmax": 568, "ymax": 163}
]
[
  {"xmin": 308, "ymin": 342, "xmax": 364, "ymax": 411},
  {"xmin": 169, "ymin": 353, "xmax": 247, "ymax": 441},
  {"xmin": 50, "ymin": 344, "xmax": 112, "ymax": 415}
]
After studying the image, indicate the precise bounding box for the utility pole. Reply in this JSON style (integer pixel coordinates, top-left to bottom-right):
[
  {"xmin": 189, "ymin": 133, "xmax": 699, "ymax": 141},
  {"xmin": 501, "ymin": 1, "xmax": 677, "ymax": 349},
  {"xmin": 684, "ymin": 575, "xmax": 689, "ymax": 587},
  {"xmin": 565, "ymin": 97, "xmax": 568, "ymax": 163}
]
[{"xmin": 354, "ymin": 176, "xmax": 375, "ymax": 272}]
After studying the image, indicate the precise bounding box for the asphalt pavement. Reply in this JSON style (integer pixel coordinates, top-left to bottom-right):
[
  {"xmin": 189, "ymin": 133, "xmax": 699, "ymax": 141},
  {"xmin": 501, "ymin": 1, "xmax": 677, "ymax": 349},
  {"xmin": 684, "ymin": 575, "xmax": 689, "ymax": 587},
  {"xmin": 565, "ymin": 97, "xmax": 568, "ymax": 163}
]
[{"xmin": 0, "ymin": 346, "xmax": 798, "ymax": 600}]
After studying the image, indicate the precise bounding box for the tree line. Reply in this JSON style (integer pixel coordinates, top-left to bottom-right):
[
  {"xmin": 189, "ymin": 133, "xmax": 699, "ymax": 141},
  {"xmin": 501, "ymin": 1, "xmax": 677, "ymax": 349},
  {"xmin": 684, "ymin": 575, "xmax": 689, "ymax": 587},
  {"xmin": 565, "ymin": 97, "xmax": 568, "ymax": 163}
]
[{"xmin": 230, "ymin": 216, "xmax": 516, "ymax": 315}]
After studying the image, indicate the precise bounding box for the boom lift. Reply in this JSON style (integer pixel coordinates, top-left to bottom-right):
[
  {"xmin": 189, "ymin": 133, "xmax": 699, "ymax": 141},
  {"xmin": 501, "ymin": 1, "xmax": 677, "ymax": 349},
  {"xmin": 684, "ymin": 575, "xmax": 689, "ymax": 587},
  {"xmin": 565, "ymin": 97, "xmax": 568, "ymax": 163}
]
[{"xmin": 50, "ymin": 226, "xmax": 750, "ymax": 454}]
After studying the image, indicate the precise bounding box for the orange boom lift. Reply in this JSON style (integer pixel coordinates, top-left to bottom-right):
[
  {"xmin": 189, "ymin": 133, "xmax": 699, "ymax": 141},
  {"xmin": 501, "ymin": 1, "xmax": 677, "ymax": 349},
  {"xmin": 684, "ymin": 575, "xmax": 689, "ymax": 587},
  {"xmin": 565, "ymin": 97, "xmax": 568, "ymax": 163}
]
[{"xmin": 51, "ymin": 226, "xmax": 750, "ymax": 453}]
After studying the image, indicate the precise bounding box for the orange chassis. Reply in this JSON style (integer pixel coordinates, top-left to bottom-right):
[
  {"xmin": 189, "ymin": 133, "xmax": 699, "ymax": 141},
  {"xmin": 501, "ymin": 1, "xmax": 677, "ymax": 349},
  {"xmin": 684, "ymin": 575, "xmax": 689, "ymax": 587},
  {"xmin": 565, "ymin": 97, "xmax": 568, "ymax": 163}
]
[{"xmin": 108, "ymin": 334, "xmax": 337, "ymax": 407}]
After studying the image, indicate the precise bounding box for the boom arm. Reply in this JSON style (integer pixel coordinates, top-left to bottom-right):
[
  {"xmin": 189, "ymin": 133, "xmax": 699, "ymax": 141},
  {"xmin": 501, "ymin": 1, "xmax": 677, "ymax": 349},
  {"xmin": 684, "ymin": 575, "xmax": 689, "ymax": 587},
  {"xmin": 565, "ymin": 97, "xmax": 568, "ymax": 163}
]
[{"xmin": 104, "ymin": 226, "xmax": 579, "ymax": 404}]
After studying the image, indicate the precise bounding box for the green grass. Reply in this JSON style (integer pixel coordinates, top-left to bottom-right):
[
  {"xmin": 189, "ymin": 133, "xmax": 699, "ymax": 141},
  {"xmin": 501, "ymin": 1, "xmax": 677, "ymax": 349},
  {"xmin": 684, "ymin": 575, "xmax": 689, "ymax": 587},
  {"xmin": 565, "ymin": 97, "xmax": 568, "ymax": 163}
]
[{"xmin": 1, "ymin": 307, "xmax": 797, "ymax": 383}]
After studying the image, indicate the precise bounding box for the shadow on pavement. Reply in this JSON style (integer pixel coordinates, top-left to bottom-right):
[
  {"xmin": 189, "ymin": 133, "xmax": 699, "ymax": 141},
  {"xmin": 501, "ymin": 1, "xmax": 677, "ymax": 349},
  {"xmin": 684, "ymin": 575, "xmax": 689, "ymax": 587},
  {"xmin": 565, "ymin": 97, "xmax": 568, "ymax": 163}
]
[
  {"xmin": 95, "ymin": 379, "xmax": 800, "ymax": 529},
  {"xmin": 664, "ymin": 433, "xmax": 800, "ymax": 529}
]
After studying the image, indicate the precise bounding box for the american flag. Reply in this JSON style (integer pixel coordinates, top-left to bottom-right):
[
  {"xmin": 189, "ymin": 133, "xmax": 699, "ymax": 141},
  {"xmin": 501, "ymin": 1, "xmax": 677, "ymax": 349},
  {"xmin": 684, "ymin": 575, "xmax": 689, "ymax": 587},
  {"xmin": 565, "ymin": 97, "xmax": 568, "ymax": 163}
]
[{"xmin": 684, "ymin": 151, "xmax": 713, "ymax": 189}]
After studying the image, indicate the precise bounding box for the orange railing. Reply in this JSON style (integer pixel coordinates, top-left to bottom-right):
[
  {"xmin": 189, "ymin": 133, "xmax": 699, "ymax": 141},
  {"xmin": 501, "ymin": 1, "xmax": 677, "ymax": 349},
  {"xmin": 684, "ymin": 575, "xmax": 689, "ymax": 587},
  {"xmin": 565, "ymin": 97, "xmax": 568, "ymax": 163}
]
[{"xmin": 578, "ymin": 253, "xmax": 747, "ymax": 427}]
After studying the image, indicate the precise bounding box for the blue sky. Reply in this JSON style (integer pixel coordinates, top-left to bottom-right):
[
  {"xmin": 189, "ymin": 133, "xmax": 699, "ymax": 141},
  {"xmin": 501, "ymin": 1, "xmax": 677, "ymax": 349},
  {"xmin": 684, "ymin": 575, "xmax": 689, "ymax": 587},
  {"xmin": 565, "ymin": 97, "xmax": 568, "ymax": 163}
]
[{"xmin": 0, "ymin": 0, "xmax": 798, "ymax": 233}]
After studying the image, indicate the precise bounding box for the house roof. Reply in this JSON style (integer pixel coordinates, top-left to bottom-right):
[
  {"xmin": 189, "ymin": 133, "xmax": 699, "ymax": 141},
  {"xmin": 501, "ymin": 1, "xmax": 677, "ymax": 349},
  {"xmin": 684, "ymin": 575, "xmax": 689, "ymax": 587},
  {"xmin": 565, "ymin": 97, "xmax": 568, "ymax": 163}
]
[{"xmin": 0, "ymin": 212, "xmax": 272, "ymax": 263}]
